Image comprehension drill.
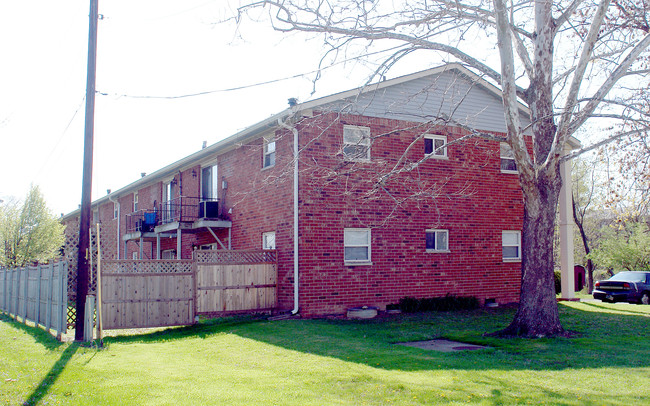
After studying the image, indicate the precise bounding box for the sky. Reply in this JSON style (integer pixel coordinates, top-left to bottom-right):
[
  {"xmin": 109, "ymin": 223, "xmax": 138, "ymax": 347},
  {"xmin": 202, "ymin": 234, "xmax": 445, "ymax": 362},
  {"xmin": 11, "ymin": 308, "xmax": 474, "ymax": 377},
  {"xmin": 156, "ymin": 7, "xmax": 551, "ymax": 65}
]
[{"xmin": 1, "ymin": 0, "xmax": 438, "ymax": 216}]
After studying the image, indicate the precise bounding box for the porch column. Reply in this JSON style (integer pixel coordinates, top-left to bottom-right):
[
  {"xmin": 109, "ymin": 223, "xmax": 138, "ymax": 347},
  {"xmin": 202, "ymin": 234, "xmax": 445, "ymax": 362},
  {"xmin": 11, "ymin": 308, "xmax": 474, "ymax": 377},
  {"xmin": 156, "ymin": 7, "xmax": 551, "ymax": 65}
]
[
  {"xmin": 559, "ymin": 154, "xmax": 575, "ymax": 298},
  {"xmin": 177, "ymin": 229, "xmax": 182, "ymax": 259}
]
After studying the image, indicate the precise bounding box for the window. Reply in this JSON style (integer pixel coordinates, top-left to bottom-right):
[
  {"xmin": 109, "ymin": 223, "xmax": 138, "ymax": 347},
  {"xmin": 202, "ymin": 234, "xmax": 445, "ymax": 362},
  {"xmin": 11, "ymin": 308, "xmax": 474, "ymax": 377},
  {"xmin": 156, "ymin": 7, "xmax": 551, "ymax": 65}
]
[
  {"xmin": 262, "ymin": 232, "xmax": 276, "ymax": 250},
  {"xmin": 263, "ymin": 136, "xmax": 276, "ymax": 168},
  {"xmin": 133, "ymin": 192, "xmax": 139, "ymax": 212},
  {"xmin": 344, "ymin": 228, "xmax": 371, "ymax": 264},
  {"xmin": 201, "ymin": 164, "xmax": 218, "ymax": 200},
  {"xmin": 502, "ymin": 231, "xmax": 521, "ymax": 261},
  {"xmin": 500, "ymin": 142, "xmax": 517, "ymax": 173},
  {"xmin": 162, "ymin": 249, "xmax": 176, "ymax": 260},
  {"xmin": 199, "ymin": 244, "xmax": 217, "ymax": 250},
  {"xmin": 343, "ymin": 125, "xmax": 371, "ymax": 161},
  {"xmin": 92, "ymin": 209, "xmax": 99, "ymax": 225},
  {"xmin": 424, "ymin": 135, "xmax": 447, "ymax": 158},
  {"xmin": 426, "ymin": 229, "xmax": 449, "ymax": 252},
  {"xmin": 113, "ymin": 202, "xmax": 118, "ymax": 219},
  {"xmin": 132, "ymin": 251, "xmax": 138, "ymax": 260}
]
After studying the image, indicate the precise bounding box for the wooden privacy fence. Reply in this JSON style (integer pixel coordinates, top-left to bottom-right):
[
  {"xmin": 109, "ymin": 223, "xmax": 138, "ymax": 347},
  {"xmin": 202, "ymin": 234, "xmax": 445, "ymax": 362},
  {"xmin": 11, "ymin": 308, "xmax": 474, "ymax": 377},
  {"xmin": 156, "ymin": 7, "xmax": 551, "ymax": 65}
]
[
  {"xmin": 195, "ymin": 250, "xmax": 277, "ymax": 316},
  {"xmin": 99, "ymin": 250, "xmax": 277, "ymax": 330},
  {"xmin": 101, "ymin": 260, "xmax": 195, "ymax": 330},
  {"xmin": 0, "ymin": 262, "xmax": 68, "ymax": 340}
]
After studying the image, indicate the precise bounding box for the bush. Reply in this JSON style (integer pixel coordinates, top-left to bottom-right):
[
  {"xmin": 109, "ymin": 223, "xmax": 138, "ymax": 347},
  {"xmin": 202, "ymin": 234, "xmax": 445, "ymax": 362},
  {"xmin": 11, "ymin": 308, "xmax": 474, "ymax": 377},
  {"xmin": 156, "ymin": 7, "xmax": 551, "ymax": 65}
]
[{"xmin": 397, "ymin": 294, "xmax": 479, "ymax": 313}]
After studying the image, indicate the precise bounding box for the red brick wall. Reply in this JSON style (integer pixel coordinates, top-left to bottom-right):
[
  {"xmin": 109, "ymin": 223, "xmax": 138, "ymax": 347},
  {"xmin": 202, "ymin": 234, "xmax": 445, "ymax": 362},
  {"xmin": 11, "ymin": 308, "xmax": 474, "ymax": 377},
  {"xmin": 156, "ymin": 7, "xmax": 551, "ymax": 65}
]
[
  {"xmin": 62, "ymin": 111, "xmax": 524, "ymax": 317},
  {"xmin": 291, "ymin": 112, "xmax": 523, "ymax": 315}
]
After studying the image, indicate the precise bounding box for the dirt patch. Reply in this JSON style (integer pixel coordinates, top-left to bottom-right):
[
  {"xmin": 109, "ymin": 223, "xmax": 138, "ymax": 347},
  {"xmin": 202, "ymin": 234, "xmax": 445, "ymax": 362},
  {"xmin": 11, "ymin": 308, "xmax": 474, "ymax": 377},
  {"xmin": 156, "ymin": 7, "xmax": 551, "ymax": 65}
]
[{"xmin": 396, "ymin": 339, "xmax": 488, "ymax": 352}]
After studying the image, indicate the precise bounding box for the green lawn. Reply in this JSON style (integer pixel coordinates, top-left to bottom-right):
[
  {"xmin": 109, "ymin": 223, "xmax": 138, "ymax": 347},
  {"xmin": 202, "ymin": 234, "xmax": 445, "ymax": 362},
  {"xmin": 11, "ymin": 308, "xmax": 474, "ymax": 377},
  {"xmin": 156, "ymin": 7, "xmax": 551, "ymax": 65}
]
[{"xmin": 2, "ymin": 301, "xmax": 649, "ymax": 405}]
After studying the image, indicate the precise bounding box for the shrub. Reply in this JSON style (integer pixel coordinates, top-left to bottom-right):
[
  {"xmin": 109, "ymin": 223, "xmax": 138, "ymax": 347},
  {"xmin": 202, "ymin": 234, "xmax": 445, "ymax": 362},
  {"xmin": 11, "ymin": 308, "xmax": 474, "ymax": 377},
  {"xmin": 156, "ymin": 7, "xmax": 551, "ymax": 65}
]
[
  {"xmin": 397, "ymin": 294, "xmax": 479, "ymax": 313},
  {"xmin": 554, "ymin": 270, "xmax": 562, "ymax": 294}
]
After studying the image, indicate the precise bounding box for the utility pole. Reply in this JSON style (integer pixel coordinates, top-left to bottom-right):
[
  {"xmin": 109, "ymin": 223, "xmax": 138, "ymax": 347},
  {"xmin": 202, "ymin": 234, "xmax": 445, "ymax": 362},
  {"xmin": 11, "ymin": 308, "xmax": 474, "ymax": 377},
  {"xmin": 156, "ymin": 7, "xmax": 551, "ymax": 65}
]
[{"xmin": 75, "ymin": 0, "xmax": 99, "ymax": 342}]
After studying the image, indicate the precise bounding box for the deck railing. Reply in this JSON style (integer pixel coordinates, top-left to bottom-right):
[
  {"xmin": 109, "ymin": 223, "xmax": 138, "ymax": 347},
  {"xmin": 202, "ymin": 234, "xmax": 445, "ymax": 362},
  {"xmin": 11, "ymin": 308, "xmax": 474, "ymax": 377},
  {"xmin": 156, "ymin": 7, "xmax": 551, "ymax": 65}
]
[{"xmin": 125, "ymin": 197, "xmax": 220, "ymax": 230}]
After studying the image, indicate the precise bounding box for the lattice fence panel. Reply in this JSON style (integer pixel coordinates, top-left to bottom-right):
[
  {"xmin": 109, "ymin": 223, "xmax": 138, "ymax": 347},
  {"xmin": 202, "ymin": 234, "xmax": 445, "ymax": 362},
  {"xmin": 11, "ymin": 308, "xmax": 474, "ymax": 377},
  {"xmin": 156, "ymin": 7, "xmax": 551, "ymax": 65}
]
[
  {"xmin": 194, "ymin": 250, "xmax": 277, "ymax": 264},
  {"xmin": 102, "ymin": 260, "xmax": 194, "ymax": 274},
  {"xmin": 61, "ymin": 225, "xmax": 101, "ymax": 328}
]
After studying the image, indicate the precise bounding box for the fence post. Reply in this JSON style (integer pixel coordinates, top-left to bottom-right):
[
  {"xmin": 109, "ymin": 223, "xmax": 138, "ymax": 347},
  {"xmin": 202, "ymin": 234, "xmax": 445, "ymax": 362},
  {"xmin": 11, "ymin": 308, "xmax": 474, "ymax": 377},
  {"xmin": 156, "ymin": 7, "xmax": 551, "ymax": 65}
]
[
  {"xmin": 35, "ymin": 264, "xmax": 42, "ymax": 327},
  {"xmin": 45, "ymin": 264, "xmax": 53, "ymax": 333},
  {"xmin": 84, "ymin": 295, "xmax": 95, "ymax": 342},
  {"xmin": 23, "ymin": 267, "xmax": 29, "ymax": 324},
  {"xmin": 56, "ymin": 262, "xmax": 68, "ymax": 340}
]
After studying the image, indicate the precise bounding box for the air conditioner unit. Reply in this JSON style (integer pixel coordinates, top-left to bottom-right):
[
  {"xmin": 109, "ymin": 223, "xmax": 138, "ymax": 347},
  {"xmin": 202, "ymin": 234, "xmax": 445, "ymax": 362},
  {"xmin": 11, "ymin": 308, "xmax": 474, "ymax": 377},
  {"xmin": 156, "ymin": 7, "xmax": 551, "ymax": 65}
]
[{"xmin": 199, "ymin": 201, "xmax": 219, "ymax": 218}]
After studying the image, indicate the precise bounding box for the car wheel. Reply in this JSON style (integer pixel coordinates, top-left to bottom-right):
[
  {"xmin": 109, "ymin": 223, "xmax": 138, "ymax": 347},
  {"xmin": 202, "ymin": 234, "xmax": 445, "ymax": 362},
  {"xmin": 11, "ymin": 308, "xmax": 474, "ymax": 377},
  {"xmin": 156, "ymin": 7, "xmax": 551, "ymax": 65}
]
[{"xmin": 640, "ymin": 292, "xmax": 650, "ymax": 305}]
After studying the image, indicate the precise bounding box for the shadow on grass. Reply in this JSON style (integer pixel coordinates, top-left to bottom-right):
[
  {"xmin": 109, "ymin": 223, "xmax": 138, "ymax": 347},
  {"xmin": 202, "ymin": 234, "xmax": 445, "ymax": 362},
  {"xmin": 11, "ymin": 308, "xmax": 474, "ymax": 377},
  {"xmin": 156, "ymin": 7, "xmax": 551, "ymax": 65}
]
[
  {"xmin": 0, "ymin": 313, "xmax": 65, "ymax": 350},
  {"xmin": 99, "ymin": 304, "xmax": 650, "ymax": 372},
  {"xmin": 580, "ymin": 301, "xmax": 650, "ymax": 315},
  {"xmin": 22, "ymin": 344, "xmax": 79, "ymax": 406}
]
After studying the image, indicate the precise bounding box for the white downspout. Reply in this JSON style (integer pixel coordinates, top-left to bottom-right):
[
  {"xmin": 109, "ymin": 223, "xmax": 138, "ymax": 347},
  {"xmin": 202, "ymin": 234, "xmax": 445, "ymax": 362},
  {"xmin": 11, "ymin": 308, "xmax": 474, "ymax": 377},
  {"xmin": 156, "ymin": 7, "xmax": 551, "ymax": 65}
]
[
  {"xmin": 278, "ymin": 109, "xmax": 299, "ymax": 315},
  {"xmin": 108, "ymin": 194, "xmax": 120, "ymax": 259}
]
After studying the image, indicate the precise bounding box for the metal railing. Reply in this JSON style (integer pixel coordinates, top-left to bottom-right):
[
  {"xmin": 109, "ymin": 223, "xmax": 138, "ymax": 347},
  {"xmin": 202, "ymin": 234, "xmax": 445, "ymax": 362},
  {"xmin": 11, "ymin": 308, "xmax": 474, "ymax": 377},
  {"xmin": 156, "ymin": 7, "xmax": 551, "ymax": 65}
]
[
  {"xmin": 125, "ymin": 197, "xmax": 220, "ymax": 230},
  {"xmin": 125, "ymin": 209, "xmax": 159, "ymax": 233}
]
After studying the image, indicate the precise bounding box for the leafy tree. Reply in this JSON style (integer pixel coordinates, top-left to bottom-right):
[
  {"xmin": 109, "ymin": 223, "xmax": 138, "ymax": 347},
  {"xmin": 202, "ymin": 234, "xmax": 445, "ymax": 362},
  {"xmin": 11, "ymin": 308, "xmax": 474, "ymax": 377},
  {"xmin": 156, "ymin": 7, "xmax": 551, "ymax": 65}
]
[
  {"xmin": 232, "ymin": 0, "xmax": 650, "ymax": 336},
  {"xmin": 0, "ymin": 185, "xmax": 65, "ymax": 268},
  {"xmin": 589, "ymin": 222, "xmax": 650, "ymax": 273}
]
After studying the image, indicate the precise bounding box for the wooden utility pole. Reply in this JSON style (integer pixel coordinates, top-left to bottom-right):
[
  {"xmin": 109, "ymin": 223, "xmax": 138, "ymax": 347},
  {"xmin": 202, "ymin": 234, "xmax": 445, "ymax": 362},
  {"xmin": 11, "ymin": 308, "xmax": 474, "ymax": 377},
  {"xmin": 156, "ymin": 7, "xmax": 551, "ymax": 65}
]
[{"xmin": 75, "ymin": 0, "xmax": 99, "ymax": 342}]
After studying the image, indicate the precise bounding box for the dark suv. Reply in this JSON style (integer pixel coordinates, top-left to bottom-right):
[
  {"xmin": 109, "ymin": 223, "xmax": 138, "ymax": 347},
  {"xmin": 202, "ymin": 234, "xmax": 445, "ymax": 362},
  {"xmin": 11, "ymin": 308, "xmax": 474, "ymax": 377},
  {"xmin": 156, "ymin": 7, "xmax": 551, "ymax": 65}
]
[{"xmin": 593, "ymin": 271, "xmax": 650, "ymax": 304}]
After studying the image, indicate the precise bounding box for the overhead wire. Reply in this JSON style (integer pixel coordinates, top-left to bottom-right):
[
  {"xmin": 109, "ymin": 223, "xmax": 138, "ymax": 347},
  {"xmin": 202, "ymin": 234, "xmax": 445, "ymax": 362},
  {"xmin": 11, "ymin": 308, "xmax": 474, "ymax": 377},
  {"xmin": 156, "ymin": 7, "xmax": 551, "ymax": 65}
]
[{"xmin": 96, "ymin": 42, "xmax": 415, "ymax": 100}]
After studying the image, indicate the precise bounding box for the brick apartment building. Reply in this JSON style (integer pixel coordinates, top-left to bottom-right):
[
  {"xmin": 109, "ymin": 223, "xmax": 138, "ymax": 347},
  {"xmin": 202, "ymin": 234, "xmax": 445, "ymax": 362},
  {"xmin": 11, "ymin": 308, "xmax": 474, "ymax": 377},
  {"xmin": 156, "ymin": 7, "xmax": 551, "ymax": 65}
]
[{"xmin": 62, "ymin": 63, "xmax": 559, "ymax": 316}]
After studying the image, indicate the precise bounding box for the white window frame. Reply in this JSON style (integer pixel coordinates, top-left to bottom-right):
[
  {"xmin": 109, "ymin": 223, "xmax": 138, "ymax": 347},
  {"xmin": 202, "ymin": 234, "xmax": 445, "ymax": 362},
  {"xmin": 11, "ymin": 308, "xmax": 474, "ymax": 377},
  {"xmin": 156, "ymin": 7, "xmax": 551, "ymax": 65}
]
[
  {"xmin": 201, "ymin": 163, "xmax": 219, "ymax": 200},
  {"xmin": 500, "ymin": 142, "xmax": 518, "ymax": 173},
  {"xmin": 344, "ymin": 228, "xmax": 372, "ymax": 265},
  {"xmin": 161, "ymin": 249, "xmax": 176, "ymax": 260},
  {"xmin": 263, "ymin": 135, "xmax": 276, "ymax": 169},
  {"xmin": 425, "ymin": 229, "xmax": 449, "ymax": 253},
  {"xmin": 133, "ymin": 192, "xmax": 139, "ymax": 212},
  {"xmin": 113, "ymin": 202, "xmax": 118, "ymax": 220},
  {"xmin": 502, "ymin": 231, "xmax": 522, "ymax": 261},
  {"xmin": 343, "ymin": 125, "xmax": 371, "ymax": 161},
  {"xmin": 424, "ymin": 134, "xmax": 448, "ymax": 158},
  {"xmin": 262, "ymin": 231, "xmax": 276, "ymax": 250},
  {"xmin": 199, "ymin": 244, "xmax": 217, "ymax": 250}
]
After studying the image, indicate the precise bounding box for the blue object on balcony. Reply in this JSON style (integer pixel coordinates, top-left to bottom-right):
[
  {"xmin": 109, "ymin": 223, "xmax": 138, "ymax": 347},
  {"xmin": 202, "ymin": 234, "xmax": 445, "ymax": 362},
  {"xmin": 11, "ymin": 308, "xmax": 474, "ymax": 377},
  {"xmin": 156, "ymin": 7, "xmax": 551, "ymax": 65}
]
[{"xmin": 144, "ymin": 212, "xmax": 157, "ymax": 225}]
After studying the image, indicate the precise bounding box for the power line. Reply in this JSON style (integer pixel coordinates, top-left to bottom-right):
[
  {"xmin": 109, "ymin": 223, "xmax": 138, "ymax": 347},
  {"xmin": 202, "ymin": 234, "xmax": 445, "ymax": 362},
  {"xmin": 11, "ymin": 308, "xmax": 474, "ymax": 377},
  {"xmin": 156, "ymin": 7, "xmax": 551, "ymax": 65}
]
[
  {"xmin": 96, "ymin": 43, "xmax": 415, "ymax": 101},
  {"xmin": 33, "ymin": 96, "xmax": 86, "ymax": 182}
]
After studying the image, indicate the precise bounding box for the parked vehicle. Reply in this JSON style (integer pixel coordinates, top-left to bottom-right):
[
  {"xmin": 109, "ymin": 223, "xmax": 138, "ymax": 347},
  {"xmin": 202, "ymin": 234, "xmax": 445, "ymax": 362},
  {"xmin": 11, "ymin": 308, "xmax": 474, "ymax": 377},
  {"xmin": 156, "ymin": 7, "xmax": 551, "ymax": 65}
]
[{"xmin": 593, "ymin": 271, "xmax": 650, "ymax": 304}]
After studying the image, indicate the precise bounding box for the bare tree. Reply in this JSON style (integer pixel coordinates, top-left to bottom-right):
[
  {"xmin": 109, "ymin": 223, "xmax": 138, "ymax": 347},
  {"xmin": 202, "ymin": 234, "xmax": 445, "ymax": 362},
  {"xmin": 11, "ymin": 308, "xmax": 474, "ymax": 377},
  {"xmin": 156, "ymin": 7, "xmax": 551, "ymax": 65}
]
[{"xmin": 232, "ymin": 0, "xmax": 650, "ymax": 336}]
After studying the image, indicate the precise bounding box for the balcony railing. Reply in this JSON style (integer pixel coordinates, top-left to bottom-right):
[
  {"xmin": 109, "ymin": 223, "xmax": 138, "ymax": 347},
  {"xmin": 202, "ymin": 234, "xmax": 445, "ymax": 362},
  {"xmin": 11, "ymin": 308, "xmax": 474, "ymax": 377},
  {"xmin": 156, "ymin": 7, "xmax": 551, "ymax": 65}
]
[
  {"xmin": 125, "ymin": 197, "xmax": 221, "ymax": 233},
  {"xmin": 125, "ymin": 209, "xmax": 159, "ymax": 234}
]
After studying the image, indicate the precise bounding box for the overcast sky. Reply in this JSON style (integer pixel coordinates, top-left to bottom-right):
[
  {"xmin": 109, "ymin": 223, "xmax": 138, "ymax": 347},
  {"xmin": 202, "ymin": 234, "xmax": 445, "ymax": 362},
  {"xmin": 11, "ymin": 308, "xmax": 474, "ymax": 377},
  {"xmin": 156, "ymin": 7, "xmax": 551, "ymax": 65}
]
[{"xmin": 1, "ymin": 0, "xmax": 439, "ymax": 215}]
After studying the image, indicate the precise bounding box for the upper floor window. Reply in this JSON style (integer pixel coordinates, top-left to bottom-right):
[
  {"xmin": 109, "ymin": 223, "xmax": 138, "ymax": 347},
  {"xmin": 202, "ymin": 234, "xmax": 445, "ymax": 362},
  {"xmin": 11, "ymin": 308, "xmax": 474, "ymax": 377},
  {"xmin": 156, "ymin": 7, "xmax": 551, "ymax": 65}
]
[
  {"xmin": 424, "ymin": 134, "xmax": 447, "ymax": 158},
  {"xmin": 133, "ymin": 192, "xmax": 139, "ymax": 212},
  {"xmin": 113, "ymin": 202, "xmax": 118, "ymax": 219},
  {"xmin": 262, "ymin": 231, "xmax": 276, "ymax": 250},
  {"xmin": 201, "ymin": 164, "xmax": 218, "ymax": 200},
  {"xmin": 343, "ymin": 125, "xmax": 371, "ymax": 161},
  {"xmin": 502, "ymin": 230, "xmax": 522, "ymax": 261},
  {"xmin": 263, "ymin": 136, "xmax": 276, "ymax": 168},
  {"xmin": 426, "ymin": 229, "xmax": 449, "ymax": 252},
  {"xmin": 500, "ymin": 142, "xmax": 517, "ymax": 173},
  {"xmin": 344, "ymin": 228, "xmax": 371, "ymax": 264}
]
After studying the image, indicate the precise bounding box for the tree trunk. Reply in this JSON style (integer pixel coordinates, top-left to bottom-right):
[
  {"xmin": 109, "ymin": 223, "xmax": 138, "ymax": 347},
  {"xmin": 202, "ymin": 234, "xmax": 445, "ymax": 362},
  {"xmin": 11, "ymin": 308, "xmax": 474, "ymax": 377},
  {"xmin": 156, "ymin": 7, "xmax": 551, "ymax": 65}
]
[{"xmin": 498, "ymin": 166, "xmax": 567, "ymax": 337}]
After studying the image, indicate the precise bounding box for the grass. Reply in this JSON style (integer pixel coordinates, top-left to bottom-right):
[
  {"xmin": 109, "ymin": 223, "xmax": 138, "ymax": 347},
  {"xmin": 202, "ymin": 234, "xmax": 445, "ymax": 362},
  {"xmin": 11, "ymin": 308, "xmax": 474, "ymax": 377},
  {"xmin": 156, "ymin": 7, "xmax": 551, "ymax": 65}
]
[{"xmin": 1, "ymin": 301, "xmax": 650, "ymax": 405}]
